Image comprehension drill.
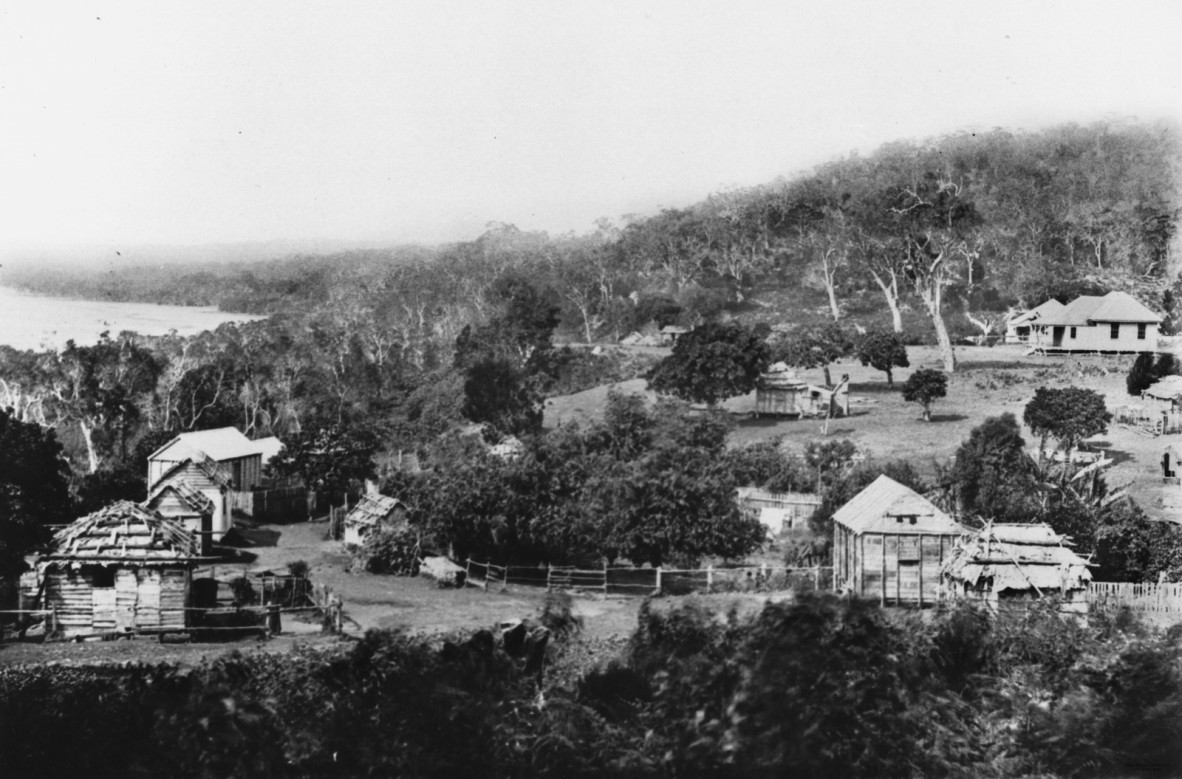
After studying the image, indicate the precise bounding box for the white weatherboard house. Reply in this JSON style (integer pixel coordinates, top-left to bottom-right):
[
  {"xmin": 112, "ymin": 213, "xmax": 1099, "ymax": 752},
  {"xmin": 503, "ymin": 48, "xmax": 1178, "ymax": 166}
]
[
  {"xmin": 1011, "ymin": 291, "xmax": 1161, "ymax": 353},
  {"xmin": 147, "ymin": 427, "xmax": 279, "ymax": 540}
]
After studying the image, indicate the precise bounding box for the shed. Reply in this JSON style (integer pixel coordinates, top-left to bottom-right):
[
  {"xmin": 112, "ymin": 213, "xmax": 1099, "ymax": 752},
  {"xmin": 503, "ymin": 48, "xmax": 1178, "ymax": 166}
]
[
  {"xmin": 941, "ymin": 523, "xmax": 1093, "ymax": 614},
  {"xmin": 29, "ymin": 501, "xmax": 200, "ymax": 637},
  {"xmin": 149, "ymin": 454, "xmax": 234, "ymax": 541},
  {"xmin": 148, "ymin": 427, "xmax": 266, "ymax": 493},
  {"xmin": 343, "ymin": 494, "xmax": 408, "ymax": 547},
  {"xmin": 832, "ymin": 475, "xmax": 965, "ymax": 604},
  {"xmin": 754, "ymin": 363, "xmax": 849, "ymax": 418},
  {"xmin": 737, "ymin": 487, "xmax": 822, "ymax": 535},
  {"xmin": 144, "ymin": 480, "xmax": 215, "ymax": 555}
]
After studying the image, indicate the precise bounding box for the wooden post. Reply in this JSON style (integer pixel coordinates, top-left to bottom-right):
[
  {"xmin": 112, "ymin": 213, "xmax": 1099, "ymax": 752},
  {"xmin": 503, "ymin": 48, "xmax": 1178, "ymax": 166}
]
[
  {"xmin": 880, "ymin": 534, "xmax": 886, "ymax": 606},
  {"xmin": 547, "ymin": 564, "xmax": 552, "ymax": 591},
  {"xmin": 813, "ymin": 564, "xmax": 819, "ymax": 591},
  {"xmin": 466, "ymin": 558, "xmax": 472, "ymax": 587},
  {"xmin": 918, "ymin": 536, "xmax": 924, "ymax": 608},
  {"xmin": 603, "ymin": 560, "xmax": 609, "ymax": 596},
  {"xmin": 655, "ymin": 566, "xmax": 662, "ymax": 594},
  {"xmin": 706, "ymin": 565, "xmax": 714, "ymax": 593}
]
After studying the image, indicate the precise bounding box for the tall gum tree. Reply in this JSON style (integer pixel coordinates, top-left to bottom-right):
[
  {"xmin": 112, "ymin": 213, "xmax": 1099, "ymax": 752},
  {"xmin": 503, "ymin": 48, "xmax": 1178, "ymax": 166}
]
[{"xmin": 886, "ymin": 174, "xmax": 983, "ymax": 373}]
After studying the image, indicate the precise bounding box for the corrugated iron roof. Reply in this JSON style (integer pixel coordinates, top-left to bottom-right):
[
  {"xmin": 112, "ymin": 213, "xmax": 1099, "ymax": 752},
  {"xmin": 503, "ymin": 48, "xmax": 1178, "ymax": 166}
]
[
  {"xmin": 150, "ymin": 427, "xmax": 259, "ymax": 463},
  {"xmin": 152, "ymin": 453, "xmax": 233, "ymax": 491},
  {"xmin": 47, "ymin": 501, "xmax": 199, "ymax": 562},
  {"xmin": 832, "ymin": 475, "xmax": 963, "ymax": 535},
  {"xmin": 1010, "ymin": 299, "xmax": 1066, "ymax": 326},
  {"xmin": 1040, "ymin": 291, "xmax": 1161, "ymax": 325}
]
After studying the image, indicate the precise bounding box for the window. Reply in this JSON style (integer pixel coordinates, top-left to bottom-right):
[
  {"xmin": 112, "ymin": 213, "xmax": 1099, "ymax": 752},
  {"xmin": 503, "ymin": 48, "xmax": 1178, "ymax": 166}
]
[
  {"xmin": 91, "ymin": 567, "xmax": 115, "ymax": 588},
  {"xmin": 1110, "ymin": 323, "xmax": 1120, "ymax": 340},
  {"xmin": 1070, "ymin": 326, "xmax": 1077, "ymax": 339},
  {"xmin": 1138, "ymin": 323, "xmax": 1147, "ymax": 340}
]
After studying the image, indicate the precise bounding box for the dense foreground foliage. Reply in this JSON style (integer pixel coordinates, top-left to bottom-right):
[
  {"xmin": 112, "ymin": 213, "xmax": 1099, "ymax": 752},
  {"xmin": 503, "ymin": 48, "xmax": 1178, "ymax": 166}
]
[{"xmin": 2, "ymin": 594, "xmax": 1181, "ymax": 778}]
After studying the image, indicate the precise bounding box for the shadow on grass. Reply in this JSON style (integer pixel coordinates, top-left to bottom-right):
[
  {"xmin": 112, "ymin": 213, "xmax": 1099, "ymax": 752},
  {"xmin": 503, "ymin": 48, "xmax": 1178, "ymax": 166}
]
[
  {"xmin": 850, "ymin": 382, "xmax": 901, "ymax": 394},
  {"xmin": 926, "ymin": 413, "xmax": 970, "ymax": 423},
  {"xmin": 222, "ymin": 524, "xmax": 282, "ymax": 548}
]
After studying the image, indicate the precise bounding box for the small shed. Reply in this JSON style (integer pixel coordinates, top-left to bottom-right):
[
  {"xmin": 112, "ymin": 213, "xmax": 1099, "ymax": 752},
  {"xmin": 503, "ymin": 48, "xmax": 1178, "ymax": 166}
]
[
  {"xmin": 754, "ymin": 363, "xmax": 849, "ymax": 418},
  {"xmin": 343, "ymin": 494, "xmax": 408, "ymax": 547},
  {"xmin": 737, "ymin": 487, "xmax": 822, "ymax": 535},
  {"xmin": 659, "ymin": 325, "xmax": 690, "ymax": 345},
  {"xmin": 941, "ymin": 523, "xmax": 1093, "ymax": 614},
  {"xmin": 29, "ymin": 501, "xmax": 200, "ymax": 637},
  {"xmin": 832, "ymin": 475, "xmax": 965, "ymax": 604}
]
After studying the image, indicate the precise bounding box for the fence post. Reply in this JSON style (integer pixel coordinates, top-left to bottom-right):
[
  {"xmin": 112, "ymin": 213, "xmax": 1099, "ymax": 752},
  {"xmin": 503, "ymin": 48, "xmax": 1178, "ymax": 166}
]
[
  {"xmin": 547, "ymin": 564, "xmax": 552, "ymax": 591},
  {"xmin": 655, "ymin": 566, "xmax": 662, "ymax": 594},
  {"xmin": 603, "ymin": 560, "xmax": 609, "ymax": 596},
  {"xmin": 466, "ymin": 558, "xmax": 472, "ymax": 587},
  {"xmin": 706, "ymin": 565, "xmax": 714, "ymax": 593},
  {"xmin": 813, "ymin": 564, "xmax": 819, "ymax": 591}
]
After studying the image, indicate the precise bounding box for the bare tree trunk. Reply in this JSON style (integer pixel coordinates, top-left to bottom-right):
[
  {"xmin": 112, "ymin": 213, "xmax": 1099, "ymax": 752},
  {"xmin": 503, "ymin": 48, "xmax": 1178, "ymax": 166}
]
[
  {"xmin": 825, "ymin": 282, "xmax": 840, "ymax": 321},
  {"xmin": 918, "ymin": 281, "xmax": 957, "ymax": 372},
  {"xmin": 870, "ymin": 271, "xmax": 904, "ymax": 333},
  {"xmin": 80, "ymin": 420, "xmax": 99, "ymax": 474}
]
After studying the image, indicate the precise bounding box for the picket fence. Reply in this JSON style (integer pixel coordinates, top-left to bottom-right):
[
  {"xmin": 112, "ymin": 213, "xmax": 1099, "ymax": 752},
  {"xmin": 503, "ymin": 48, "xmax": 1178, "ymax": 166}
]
[
  {"xmin": 463, "ymin": 559, "xmax": 833, "ymax": 596},
  {"xmin": 1087, "ymin": 581, "xmax": 1182, "ymax": 614}
]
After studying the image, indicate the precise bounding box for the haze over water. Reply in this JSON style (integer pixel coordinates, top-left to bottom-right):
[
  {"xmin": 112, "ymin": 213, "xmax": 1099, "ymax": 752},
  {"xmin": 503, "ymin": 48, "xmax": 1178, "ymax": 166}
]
[{"xmin": 0, "ymin": 286, "xmax": 265, "ymax": 351}]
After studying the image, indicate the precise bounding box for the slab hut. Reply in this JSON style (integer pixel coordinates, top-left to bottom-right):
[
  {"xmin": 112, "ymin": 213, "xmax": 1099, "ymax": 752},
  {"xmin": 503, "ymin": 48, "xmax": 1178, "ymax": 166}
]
[
  {"xmin": 148, "ymin": 454, "xmax": 234, "ymax": 541},
  {"xmin": 941, "ymin": 523, "xmax": 1093, "ymax": 615},
  {"xmin": 754, "ymin": 363, "xmax": 850, "ymax": 418},
  {"xmin": 343, "ymin": 494, "xmax": 408, "ymax": 547},
  {"xmin": 31, "ymin": 501, "xmax": 200, "ymax": 637},
  {"xmin": 736, "ymin": 486, "xmax": 823, "ymax": 535},
  {"xmin": 144, "ymin": 480, "xmax": 216, "ymax": 555},
  {"xmin": 832, "ymin": 475, "xmax": 965, "ymax": 604}
]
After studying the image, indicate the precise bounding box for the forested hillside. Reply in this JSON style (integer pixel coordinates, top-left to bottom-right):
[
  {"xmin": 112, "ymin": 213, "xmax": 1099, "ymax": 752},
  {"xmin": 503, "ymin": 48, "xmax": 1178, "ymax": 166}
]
[{"xmin": 0, "ymin": 120, "xmax": 1178, "ymax": 519}]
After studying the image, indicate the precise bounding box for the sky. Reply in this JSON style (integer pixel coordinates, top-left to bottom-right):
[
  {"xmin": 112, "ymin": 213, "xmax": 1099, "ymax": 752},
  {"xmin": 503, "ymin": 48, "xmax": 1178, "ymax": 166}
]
[{"xmin": 1, "ymin": 1, "xmax": 1180, "ymax": 259}]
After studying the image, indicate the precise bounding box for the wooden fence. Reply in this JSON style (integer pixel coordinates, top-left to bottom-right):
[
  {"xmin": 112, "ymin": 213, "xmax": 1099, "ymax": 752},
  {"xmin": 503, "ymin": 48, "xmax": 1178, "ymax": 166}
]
[
  {"xmin": 464, "ymin": 559, "xmax": 833, "ymax": 596},
  {"xmin": 1087, "ymin": 581, "xmax": 1182, "ymax": 613},
  {"xmin": 235, "ymin": 486, "xmax": 311, "ymax": 522}
]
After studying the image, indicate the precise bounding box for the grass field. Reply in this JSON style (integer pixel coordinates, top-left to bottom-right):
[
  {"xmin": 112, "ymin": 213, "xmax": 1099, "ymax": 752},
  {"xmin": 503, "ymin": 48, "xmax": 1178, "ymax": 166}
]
[{"xmin": 545, "ymin": 344, "xmax": 1179, "ymax": 522}]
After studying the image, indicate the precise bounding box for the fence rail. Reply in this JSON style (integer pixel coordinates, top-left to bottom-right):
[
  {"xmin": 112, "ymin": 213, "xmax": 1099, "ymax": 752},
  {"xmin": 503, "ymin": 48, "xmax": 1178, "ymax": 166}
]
[
  {"xmin": 463, "ymin": 559, "xmax": 832, "ymax": 596},
  {"xmin": 1087, "ymin": 581, "xmax": 1182, "ymax": 613}
]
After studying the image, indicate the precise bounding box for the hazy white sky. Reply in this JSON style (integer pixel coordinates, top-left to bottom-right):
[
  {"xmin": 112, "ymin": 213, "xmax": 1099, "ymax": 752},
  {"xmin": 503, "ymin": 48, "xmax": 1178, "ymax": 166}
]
[{"xmin": 1, "ymin": 1, "xmax": 1180, "ymax": 253}]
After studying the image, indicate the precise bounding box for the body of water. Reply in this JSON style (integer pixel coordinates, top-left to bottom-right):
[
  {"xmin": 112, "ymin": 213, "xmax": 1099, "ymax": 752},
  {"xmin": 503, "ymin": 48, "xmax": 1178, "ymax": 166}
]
[{"xmin": 0, "ymin": 286, "xmax": 267, "ymax": 351}]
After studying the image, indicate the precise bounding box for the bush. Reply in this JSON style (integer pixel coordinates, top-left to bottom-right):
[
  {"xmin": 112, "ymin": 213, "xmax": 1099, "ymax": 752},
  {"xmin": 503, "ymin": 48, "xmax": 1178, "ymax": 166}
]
[{"xmin": 356, "ymin": 524, "xmax": 421, "ymax": 575}]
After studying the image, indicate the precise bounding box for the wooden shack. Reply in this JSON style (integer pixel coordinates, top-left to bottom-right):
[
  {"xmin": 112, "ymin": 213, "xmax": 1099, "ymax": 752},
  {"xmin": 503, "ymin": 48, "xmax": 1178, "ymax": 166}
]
[
  {"xmin": 27, "ymin": 501, "xmax": 200, "ymax": 637},
  {"xmin": 736, "ymin": 487, "xmax": 822, "ymax": 535},
  {"xmin": 832, "ymin": 475, "xmax": 965, "ymax": 604},
  {"xmin": 1163, "ymin": 442, "xmax": 1182, "ymax": 486},
  {"xmin": 941, "ymin": 523, "xmax": 1093, "ymax": 615},
  {"xmin": 343, "ymin": 494, "xmax": 408, "ymax": 547},
  {"xmin": 754, "ymin": 363, "xmax": 849, "ymax": 418},
  {"xmin": 148, "ymin": 427, "xmax": 267, "ymax": 492},
  {"xmin": 145, "ymin": 480, "xmax": 215, "ymax": 555},
  {"xmin": 149, "ymin": 453, "xmax": 234, "ymax": 540}
]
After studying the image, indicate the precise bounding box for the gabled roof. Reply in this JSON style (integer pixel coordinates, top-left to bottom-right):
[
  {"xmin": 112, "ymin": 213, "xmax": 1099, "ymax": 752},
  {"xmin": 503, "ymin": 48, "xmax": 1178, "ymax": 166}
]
[
  {"xmin": 146, "ymin": 480, "xmax": 215, "ymax": 516},
  {"xmin": 1040, "ymin": 292, "xmax": 1161, "ymax": 326},
  {"xmin": 47, "ymin": 501, "xmax": 200, "ymax": 562},
  {"xmin": 942, "ymin": 522, "xmax": 1092, "ymax": 592},
  {"xmin": 250, "ymin": 436, "xmax": 285, "ymax": 465},
  {"xmin": 344, "ymin": 494, "xmax": 406, "ymax": 528},
  {"xmin": 153, "ymin": 453, "xmax": 233, "ymax": 492},
  {"xmin": 832, "ymin": 475, "xmax": 963, "ymax": 535},
  {"xmin": 149, "ymin": 427, "xmax": 260, "ymax": 463},
  {"xmin": 1010, "ymin": 299, "xmax": 1066, "ymax": 326}
]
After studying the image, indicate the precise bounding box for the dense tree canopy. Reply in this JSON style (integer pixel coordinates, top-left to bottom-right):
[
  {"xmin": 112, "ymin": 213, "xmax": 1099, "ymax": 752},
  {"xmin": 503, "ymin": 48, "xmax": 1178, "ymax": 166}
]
[
  {"xmin": 1023, "ymin": 386, "xmax": 1111, "ymax": 456},
  {"xmin": 901, "ymin": 368, "xmax": 948, "ymax": 421},
  {"xmin": 647, "ymin": 322, "xmax": 771, "ymax": 406}
]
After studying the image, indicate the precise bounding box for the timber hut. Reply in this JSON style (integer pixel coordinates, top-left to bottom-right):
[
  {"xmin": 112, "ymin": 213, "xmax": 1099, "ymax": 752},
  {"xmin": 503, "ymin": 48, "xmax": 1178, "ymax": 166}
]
[
  {"xmin": 145, "ymin": 480, "xmax": 215, "ymax": 555},
  {"xmin": 343, "ymin": 494, "xmax": 408, "ymax": 547},
  {"xmin": 736, "ymin": 486, "xmax": 822, "ymax": 535},
  {"xmin": 1163, "ymin": 441, "xmax": 1182, "ymax": 486},
  {"xmin": 941, "ymin": 523, "xmax": 1093, "ymax": 615},
  {"xmin": 148, "ymin": 427, "xmax": 267, "ymax": 492},
  {"xmin": 832, "ymin": 475, "xmax": 965, "ymax": 604},
  {"xmin": 148, "ymin": 453, "xmax": 234, "ymax": 541},
  {"xmin": 754, "ymin": 363, "xmax": 850, "ymax": 418},
  {"xmin": 29, "ymin": 501, "xmax": 200, "ymax": 638}
]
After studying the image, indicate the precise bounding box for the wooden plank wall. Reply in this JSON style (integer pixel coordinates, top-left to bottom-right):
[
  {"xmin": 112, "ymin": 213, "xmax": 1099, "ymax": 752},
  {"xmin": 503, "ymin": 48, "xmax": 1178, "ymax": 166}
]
[
  {"xmin": 855, "ymin": 533, "xmax": 954, "ymax": 604},
  {"xmin": 43, "ymin": 565, "xmax": 190, "ymax": 636}
]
